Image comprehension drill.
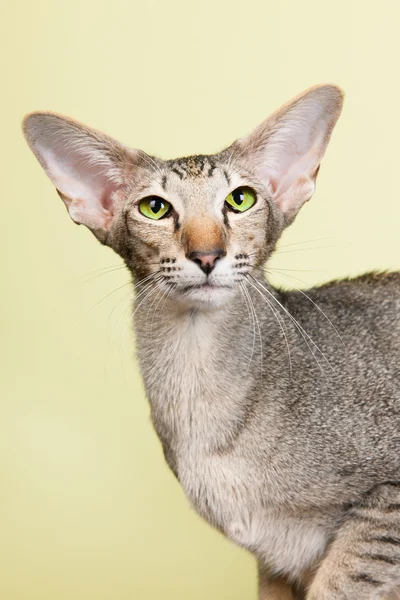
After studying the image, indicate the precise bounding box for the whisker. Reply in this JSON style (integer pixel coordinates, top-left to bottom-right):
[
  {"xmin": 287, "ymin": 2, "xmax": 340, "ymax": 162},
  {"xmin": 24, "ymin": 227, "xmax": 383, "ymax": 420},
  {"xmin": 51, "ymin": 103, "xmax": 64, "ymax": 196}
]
[
  {"xmin": 241, "ymin": 280, "xmax": 263, "ymax": 382},
  {"xmin": 88, "ymin": 272, "xmax": 160, "ymax": 333},
  {"xmin": 265, "ymin": 269, "xmax": 346, "ymax": 349},
  {"xmin": 107, "ymin": 289, "xmax": 133, "ymax": 346},
  {"xmin": 134, "ymin": 271, "xmax": 162, "ymax": 289},
  {"xmin": 274, "ymin": 245, "xmax": 340, "ymax": 255},
  {"xmin": 268, "ymin": 267, "xmax": 326, "ymax": 273},
  {"xmin": 146, "ymin": 287, "xmax": 166, "ymax": 333},
  {"xmin": 247, "ymin": 252, "xmax": 260, "ymax": 259},
  {"xmin": 73, "ymin": 278, "xmax": 133, "ymax": 338},
  {"xmin": 114, "ymin": 295, "xmax": 134, "ymax": 337},
  {"xmin": 83, "ymin": 265, "xmax": 129, "ymax": 283},
  {"xmin": 115, "ymin": 298, "xmax": 133, "ymax": 383},
  {"xmin": 131, "ymin": 283, "xmax": 162, "ymax": 320},
  {"xmin": 276, "ymin": 237, "xmax": 338, "ymax": 250},
  {"xmin": 133, "ymin": 276, "xmax": 163, "ymax": 307},
  {"xmin": 245, "ymin": 277, "xmax": 292, "ymax": 377},
  {"xmin": 248, "ymin": 274, "xmax": 334, "ymax": 377},
  {"xmin": 117, "ymin": 283, "xmax": 161, "ymax": 378},
  {"xmin": 84, "ymin": 280, "xmax": 133, "ymax": 319},
  {"xmin": 80, "ymin": 263, "xmax": 126, "ymax": 279},
  {"xmin": 239, "ymin": 283, "xmax": 257, "ymax": 376},
  {"xmin": 150, "ymin": 284, "xmax": 175, "ymax": 333}
]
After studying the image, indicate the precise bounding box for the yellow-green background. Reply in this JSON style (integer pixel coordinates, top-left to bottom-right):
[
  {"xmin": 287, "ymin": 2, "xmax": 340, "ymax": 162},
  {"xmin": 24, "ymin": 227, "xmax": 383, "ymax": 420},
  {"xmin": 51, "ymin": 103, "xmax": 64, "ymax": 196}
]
[{"xmin": 1, "ymin": 1, "xmax": 400, "ymax": 599}]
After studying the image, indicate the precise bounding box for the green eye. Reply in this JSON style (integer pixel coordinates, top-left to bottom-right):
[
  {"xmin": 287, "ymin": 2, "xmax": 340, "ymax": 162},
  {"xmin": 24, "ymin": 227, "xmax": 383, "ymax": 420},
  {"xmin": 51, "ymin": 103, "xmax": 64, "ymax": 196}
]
[
  {"xmin": 225, "ymin": 187, "xmax": 256, "ymax": 213},
  {"xmin": 139, "ymin": 196, "xmax": 171, "ymax": 220}
]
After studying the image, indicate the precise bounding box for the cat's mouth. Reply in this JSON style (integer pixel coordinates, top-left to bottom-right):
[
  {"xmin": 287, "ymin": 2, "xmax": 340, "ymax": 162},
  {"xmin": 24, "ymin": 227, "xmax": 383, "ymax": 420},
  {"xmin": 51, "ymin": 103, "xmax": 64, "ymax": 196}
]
[
  {"xmin": 171, "ymin": 280, "xmax": 236, "ymax": 308},
  {"xmin": 181, "ymin": 281, "xmax": 233, "ymax": 291}
]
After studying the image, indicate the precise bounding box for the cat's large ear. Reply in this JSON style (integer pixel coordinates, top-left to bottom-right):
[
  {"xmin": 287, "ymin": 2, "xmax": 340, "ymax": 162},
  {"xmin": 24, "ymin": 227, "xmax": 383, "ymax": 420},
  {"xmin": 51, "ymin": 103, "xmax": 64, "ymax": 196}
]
[
  {"xmin": 23, "ymin": 112, "xmax": 140, "ymax": 237},
  {"xmin": 229, "ymin": 85, "xmax": 343, "ymax": 223}
]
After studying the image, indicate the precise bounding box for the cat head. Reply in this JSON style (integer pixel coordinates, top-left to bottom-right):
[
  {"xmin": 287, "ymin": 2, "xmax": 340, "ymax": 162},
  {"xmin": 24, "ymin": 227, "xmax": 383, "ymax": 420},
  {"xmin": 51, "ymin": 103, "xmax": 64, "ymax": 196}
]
[{"xmin": 23, "ymin": 85, "xmax": 343, "ymax": 309}]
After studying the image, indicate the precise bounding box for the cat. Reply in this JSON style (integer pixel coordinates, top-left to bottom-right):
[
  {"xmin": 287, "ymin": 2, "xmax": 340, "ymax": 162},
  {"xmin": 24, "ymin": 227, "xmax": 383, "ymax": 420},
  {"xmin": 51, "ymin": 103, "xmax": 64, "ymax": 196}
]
[{"xmin": 23, "ymin": 85, "xmax": 400, "ymax": 600}]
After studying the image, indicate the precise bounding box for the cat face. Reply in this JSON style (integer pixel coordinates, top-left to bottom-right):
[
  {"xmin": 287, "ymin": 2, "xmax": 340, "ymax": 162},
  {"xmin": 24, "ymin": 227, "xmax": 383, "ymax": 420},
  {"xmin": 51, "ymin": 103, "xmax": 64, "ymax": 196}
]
[
  {"xmin": 114, "ymin": 153, "xmax": 283, "ymax": 309},
  {"xmin": 23, "ymin": 85, "xmax": 343, "ymax": 309}
]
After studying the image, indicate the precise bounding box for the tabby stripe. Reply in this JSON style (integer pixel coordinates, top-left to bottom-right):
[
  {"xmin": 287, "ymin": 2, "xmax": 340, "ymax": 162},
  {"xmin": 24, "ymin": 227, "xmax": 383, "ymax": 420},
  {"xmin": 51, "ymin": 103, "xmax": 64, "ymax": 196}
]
[
  {"xmin": 350, "ymin": 573, "xmax": 382, "ymax": 585},
  {"xmin": 381, "ymin": 481, "xmax": 400, "ymax": 488},
  {"xmin": 223, "ymin": 169, "xmax": 230, "ymax": 185},
  {"xmin": 350, "ymin": 509, "xmax": 386, "ymax": 525},
  {"xmin": 373, "ymin": 536, "xmax": 400, "ymax": 546},
  {"xmin": 171, "ymin": 168, "xmax": 184, "ymax": 180},
  {"xmin": 363, "ymin": 481, "xmax": 400, "ymax": 497},
  {"xmin": 357, "ymin": 553, "xmax": 398, "ymax": 565},
  {"xmin": 172, "ymin": 212, "xmax": 180, "ymax": 233},
  {"xmin": 207, "ymin": 164, "xmax": 216, "ymax": 177},
  {"xmin": 352, "ymin": 508, "xmax": 400, "ymax": 527}
]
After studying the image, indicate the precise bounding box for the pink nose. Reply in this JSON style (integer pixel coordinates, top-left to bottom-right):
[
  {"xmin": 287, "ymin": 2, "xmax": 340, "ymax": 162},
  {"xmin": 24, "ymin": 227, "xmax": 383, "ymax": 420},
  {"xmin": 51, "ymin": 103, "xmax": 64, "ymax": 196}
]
[{"xmin": 188, "ymin": 249, "xmax": 225, "ymax": 275}]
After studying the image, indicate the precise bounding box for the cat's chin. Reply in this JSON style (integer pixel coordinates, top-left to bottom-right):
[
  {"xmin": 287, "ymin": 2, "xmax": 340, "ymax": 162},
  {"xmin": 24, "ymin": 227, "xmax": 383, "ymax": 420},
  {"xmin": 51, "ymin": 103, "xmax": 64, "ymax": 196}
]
[{"xmin": 172, "ymin": 284, "xmax": 236, "ymax": 310}]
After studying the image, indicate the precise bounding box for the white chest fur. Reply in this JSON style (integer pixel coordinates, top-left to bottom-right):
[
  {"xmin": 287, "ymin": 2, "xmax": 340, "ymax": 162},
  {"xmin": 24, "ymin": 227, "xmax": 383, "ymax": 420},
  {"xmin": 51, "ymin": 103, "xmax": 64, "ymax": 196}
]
[
  {"xmin": 139, "ymin": 309, "xmax": 329, "ymax": 579},
  {"xmin": 178, "ymin": 450, "xmax": 329, "ymax": 579},
  {"xmin": 140, "ymin": 309, "xmax": 253, "ymax": 451}
]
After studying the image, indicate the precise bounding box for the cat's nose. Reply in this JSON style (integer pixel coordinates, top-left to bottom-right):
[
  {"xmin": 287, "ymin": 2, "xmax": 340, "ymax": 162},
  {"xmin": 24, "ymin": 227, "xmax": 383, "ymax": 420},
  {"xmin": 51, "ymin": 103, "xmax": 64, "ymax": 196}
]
[{"xmin": 187, "ymin": 249, "xmax": 225, "ymax": 275}]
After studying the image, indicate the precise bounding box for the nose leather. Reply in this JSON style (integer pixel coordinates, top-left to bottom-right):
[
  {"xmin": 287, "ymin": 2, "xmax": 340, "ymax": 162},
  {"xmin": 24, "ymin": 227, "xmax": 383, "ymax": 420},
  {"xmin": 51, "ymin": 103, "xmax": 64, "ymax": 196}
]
[{"xmin": 188, "ymin": 249, "xmax": 225, "ymax": 275}]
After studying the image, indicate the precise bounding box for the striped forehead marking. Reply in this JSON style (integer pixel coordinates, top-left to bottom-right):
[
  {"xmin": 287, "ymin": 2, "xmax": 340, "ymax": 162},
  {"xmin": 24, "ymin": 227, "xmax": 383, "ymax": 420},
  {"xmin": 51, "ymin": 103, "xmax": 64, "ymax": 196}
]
[{"xmin": 167, "ymin": 155, "xmax": 217, "ymax": 180}]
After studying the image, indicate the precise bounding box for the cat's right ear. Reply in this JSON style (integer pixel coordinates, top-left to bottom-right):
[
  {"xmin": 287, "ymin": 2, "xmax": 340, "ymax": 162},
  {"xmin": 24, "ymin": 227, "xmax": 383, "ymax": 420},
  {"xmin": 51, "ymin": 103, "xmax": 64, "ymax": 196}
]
[{"xmin": 23, "ymin": 112, "xmax": 141, "ymax": 238}]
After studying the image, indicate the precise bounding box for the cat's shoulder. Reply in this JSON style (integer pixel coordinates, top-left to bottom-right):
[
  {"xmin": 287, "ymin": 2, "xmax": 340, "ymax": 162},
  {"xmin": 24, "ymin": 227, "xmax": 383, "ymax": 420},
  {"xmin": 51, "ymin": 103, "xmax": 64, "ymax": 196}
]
[
  {"xmin": 326, "ymin": 270, "xmax": 400, "ymax": 285},
  {"xmin": 315, "ymin": 270, "xmax": 400, "ymax": 295},
  {"xmin": 280, "ymin": 271, "xmax": 400, "ymax": 311},
  {"xmin": 303, "ymin": 271, "xmax": 400, "ymax": 315}
]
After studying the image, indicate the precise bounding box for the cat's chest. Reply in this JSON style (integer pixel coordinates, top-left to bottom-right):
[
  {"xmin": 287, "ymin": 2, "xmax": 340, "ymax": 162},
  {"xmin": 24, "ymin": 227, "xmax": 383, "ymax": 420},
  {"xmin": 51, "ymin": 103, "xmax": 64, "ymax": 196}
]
[
  {"xmin": 177, "ymin": 450, "xmax": 330, "ymax": 577},
  {"xmin": 139, "ymin": 315, "xmax": 331, "ymax": 577},
  {"xmin": 140, "ymin": 315, "xmax": 253, "ymax": 451}
]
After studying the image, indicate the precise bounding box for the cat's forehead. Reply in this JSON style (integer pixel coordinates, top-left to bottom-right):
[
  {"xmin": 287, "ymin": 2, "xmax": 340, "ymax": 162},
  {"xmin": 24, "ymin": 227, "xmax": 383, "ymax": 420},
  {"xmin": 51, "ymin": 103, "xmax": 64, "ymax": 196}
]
[
  {"xmin": 166, "ymin": 155, "xmax": 221, "ymax": 181},
  {"xmin": 155, "ymin": 153, "xmax": 236, "ymax": 213}
]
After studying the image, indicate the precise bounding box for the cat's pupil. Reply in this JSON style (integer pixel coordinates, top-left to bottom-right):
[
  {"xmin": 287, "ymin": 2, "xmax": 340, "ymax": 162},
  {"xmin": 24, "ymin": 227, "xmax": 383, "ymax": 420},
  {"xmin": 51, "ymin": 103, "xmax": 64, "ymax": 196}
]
[
  {"xmin": 233, "ymin": 189, "xmax": 244, "ymax": 205},
  {"xmin": 150, "ymin": 197, "xmax": 164, "ymax": 213}
]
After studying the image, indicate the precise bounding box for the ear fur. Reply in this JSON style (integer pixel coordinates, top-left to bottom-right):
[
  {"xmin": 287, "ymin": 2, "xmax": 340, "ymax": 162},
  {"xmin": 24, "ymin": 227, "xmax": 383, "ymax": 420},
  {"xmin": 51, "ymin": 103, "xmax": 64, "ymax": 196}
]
[
  {"xmin": 230, "ymin": 85, "xmax": 344, "ymax": 222},
  {"xmin": 22, "ymin": 112, "xmax": 139, "ymax": 235}
]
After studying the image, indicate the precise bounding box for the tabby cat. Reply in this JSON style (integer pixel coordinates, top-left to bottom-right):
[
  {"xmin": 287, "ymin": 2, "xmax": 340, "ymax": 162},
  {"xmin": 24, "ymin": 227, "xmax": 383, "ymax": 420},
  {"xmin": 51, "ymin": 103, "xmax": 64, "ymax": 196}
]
[{"xmin": 23, "ymin": 85, "xmax": 400, "ymax": 599}]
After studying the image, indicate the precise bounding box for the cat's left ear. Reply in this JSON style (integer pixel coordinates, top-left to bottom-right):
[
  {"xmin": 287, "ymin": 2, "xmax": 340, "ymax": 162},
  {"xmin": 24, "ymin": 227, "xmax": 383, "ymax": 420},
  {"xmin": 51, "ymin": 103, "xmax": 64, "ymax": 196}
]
[
  {"xmin": 23, "ymin": 112, "xmax": 141, "ymax": 238},
  {"xmin": 229, "ymin": 85, "xmax": 343, "ymax": 222}
]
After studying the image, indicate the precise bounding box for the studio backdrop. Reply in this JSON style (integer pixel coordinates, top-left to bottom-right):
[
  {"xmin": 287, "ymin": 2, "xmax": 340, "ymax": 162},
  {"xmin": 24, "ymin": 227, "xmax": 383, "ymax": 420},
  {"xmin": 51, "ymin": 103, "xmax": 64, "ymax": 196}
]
[{"xmin": 1, "ymin": 1, "xmax": 400, "ymax": 599}]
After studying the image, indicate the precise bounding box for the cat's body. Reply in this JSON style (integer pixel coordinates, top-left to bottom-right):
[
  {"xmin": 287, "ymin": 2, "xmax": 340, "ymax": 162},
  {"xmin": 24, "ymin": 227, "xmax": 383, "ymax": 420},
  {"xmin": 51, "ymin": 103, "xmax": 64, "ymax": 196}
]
[
  {"xmin": 136, "ymin": 271, "xmax": 400, "ymax": 595},
  {"xmin": 23, "ymin": 85, "xmax": 400, "ymax": 599}
]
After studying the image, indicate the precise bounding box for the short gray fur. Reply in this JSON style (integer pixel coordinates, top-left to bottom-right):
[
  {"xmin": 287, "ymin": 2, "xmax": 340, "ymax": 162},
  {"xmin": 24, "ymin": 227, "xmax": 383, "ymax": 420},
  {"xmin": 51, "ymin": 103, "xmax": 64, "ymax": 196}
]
[{"xmin": 23, "ymin": 85, "xmax": 400, "ymax": 599}]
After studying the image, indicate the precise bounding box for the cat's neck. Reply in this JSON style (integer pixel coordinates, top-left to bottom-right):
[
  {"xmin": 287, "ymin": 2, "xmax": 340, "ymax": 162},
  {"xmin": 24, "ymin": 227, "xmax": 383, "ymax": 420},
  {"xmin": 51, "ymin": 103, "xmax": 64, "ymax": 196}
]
[{"xmin": 132, "ymin": 277, "xmax": 279, "ymax": 453}]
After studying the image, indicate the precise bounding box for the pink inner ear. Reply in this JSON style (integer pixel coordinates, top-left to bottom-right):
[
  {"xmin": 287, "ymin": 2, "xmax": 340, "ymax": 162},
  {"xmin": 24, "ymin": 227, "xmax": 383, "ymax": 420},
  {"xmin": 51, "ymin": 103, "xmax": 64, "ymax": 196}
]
[
  {"xmin": 268, "ymin": 176, "xmax": 279, "ymax": 195},
  {"xmin": 101, "ymin": 183, "xmax": 115, "ymax": 213},
  {"xmin": 259, "ymin": 140, "xmax": 323, "ymax": 218},
  {"xmin": 41, "ymin": 146, "xmax": 119, "ymax": 229},
  {"xmin": 23, "ymin": 111, "xmax": 139, "ymax": 231},
  {"xmin": 237, "ymin": 86, "xmax": 343, "ymax": 220}
]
